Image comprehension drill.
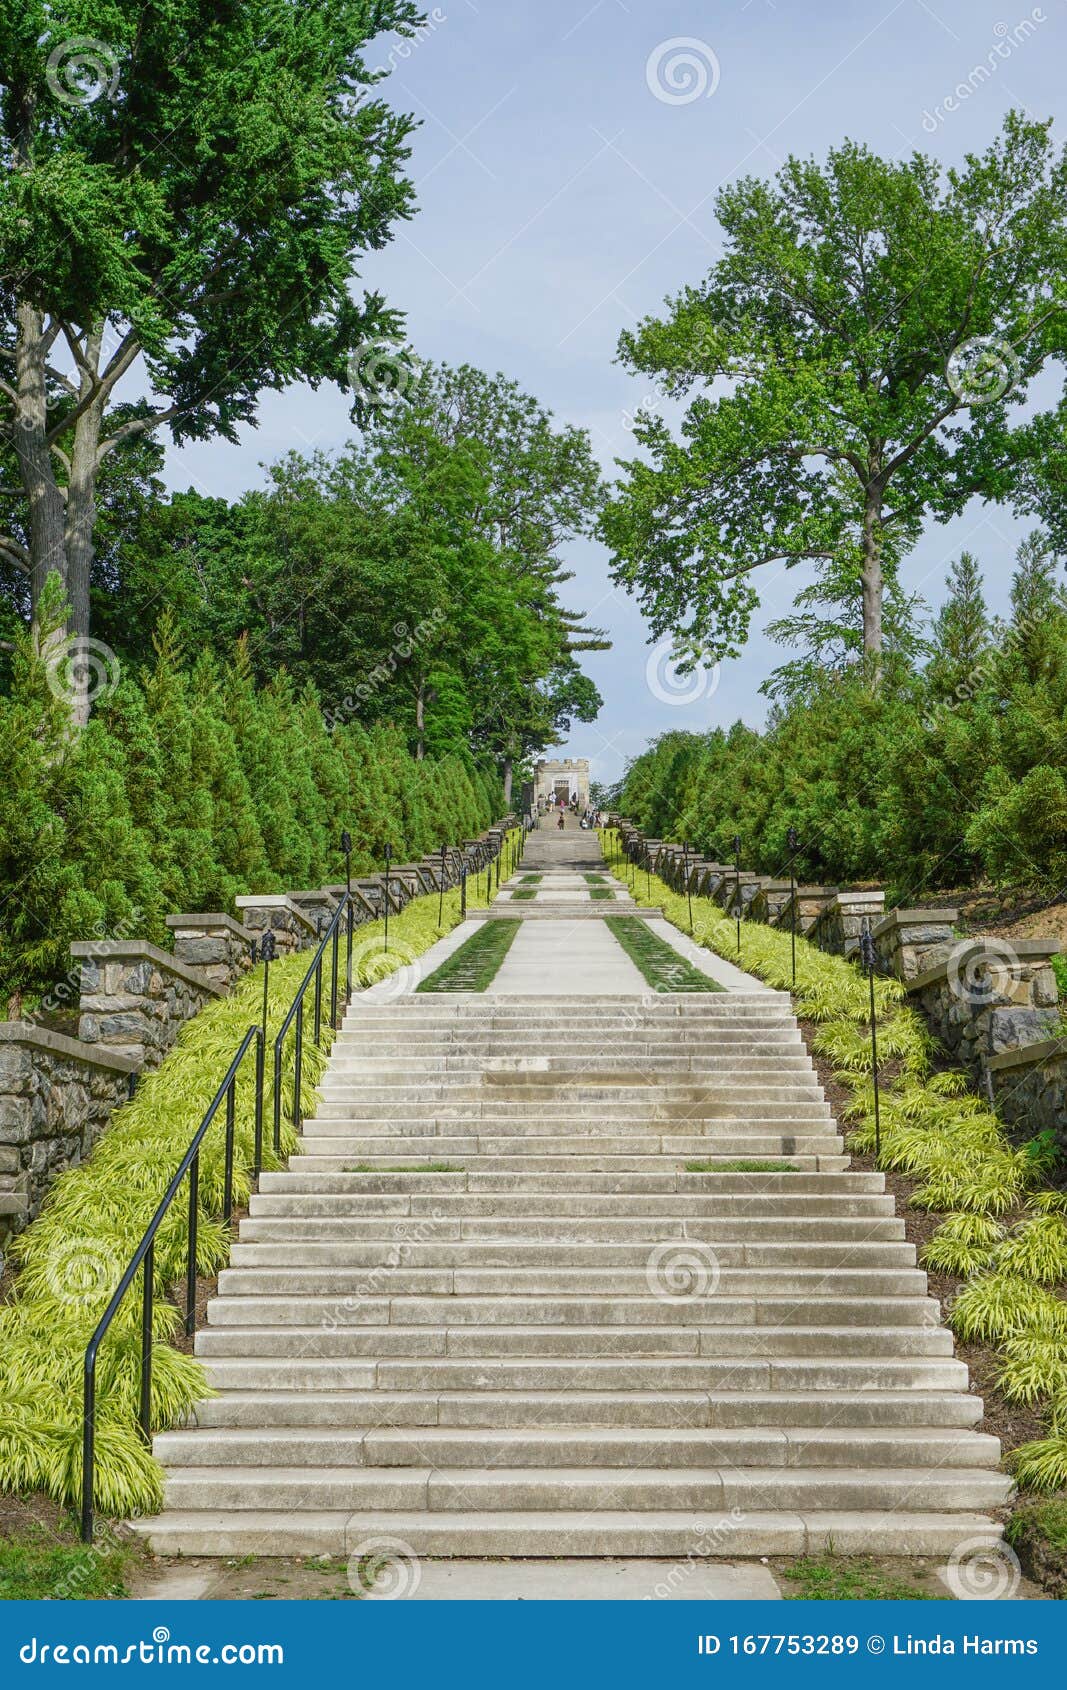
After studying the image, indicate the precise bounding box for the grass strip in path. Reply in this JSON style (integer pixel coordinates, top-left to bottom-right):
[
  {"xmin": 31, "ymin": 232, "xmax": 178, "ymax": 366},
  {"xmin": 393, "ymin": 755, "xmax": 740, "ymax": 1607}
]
[
  {"xmin": 604, "ymin": 917, "xmax": 723, "ymax": 992},
  {"xmin": 687, "ymin": 1159, "xmax": 798, "ymax": 1173},
  {"xmin": 589, "ymin": 887, "xmax": 615, "ymax": 901},
  {"xmin": 510, "ymin": 889, "xmax": 537, "ymax": 901},
  {"xmin": 519, "ymin": 873, "xmax": 542, "ymax": 884},
  {"xmin": 583, "ymin": 873, "xmax": 607, "ymax": 884},
  {"xmin": 417, "ymin": 919, "xmax": 521, "ymax": 992}
]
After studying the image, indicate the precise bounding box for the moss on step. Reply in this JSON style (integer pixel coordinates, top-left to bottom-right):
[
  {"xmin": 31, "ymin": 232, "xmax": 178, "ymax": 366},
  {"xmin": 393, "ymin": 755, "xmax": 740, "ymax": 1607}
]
[{"xmin": 686, "ymin": 1159, "xmax": 799, "ymax": 1173}]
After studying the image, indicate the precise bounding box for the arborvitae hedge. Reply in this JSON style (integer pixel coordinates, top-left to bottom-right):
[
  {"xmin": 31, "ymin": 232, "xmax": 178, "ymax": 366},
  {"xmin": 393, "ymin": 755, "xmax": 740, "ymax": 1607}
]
[{"xmin": 0, "ymin": 616, "xmax": 504, "ymax": 1005}]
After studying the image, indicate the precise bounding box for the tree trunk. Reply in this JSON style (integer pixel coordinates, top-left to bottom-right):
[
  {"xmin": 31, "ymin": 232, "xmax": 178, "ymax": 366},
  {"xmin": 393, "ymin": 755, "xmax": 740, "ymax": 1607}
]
[
  {"xmin": 64, "ymin": 381, "xmax": 105, "ymax": 725},
  {"xmin": 415, "ymin": 678, "xmax": 426, "ymax": 761},
  {"xmin": 502, "ymin": 755, "xmax": 514, "ymax": 806},
  {"xmin": 861, "ymin": 489, "xmax": 884, "ymax": 672},
  {"xmin": 15, "ymin": 303, "xmax": 67, "ymax": 616}
]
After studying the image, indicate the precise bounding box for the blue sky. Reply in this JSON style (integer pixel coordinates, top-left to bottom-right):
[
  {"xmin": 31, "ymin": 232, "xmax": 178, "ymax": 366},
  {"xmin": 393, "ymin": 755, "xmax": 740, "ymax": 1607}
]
[{"xmin": 166, "ymin": 0, "xmax": 1067, "ymax": 784}]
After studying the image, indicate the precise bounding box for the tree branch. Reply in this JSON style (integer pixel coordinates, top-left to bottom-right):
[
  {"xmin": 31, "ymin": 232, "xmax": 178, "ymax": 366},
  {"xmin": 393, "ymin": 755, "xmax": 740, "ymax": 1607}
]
[{"xmin": 0, "ymin": 535, "xmax": 31, "ymax": 572}]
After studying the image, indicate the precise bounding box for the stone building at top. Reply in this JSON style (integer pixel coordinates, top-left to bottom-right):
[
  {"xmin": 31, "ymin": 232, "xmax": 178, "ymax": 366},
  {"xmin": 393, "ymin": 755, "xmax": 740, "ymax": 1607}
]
[{"xmin": 526, "ymin": 758, "xmax": 590, "ymax": 812}]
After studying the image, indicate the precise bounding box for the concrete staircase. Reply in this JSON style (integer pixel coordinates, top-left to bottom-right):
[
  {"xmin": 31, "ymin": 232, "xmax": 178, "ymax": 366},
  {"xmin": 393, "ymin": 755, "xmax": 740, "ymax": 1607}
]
[{"xmin": 139, "ymin": 990, "xmax": 1010, "ymax": 1559}]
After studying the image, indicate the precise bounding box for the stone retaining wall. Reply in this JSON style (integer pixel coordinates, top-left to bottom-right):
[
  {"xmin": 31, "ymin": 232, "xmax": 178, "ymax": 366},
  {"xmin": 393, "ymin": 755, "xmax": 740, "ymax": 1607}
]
[
  {"xmin": 906, "ymin": 939, "xmax": 1062, "ymax": 1082},
  {"xmin": 989, "ymin": 1037, "xmax": 1067, "ymax": 1151},
  {"xmin": 166, "ymin": 913, "xmax": 257, "ymax": 992},
  {"xmin": 74, "ymin": 940, "xmax": 223, "ymax": 1068},
  {"xmin": 0, "ymin": 1025, "xmax": 138, "ymax": 1250}
]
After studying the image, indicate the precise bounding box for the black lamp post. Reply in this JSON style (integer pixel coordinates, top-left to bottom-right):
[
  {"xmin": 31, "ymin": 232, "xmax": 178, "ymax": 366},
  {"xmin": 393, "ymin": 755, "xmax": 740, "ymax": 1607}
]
[
  {"xmin": 786, "ymin": 825, "xmax": 799, "ymax": 990},
  {"xmin": 340, "ymin": 829, "xmax": 353, "ymax": 997},
  {"xmin": 341, "ymin": 829, "xmax": 352, "ymax": 898},
  {"xmin": 257, "ymin": 927, "xmax": 276, "ymax": 1050},
  {"xmin": 383, "ymin": 843, "xmax": 392, "ymax": 952},
  {"xmin": 682, "ymin": 840, "xmax": 694, "ymax": 933},
  {"xmin": 439, "ymin": 843, "xmax": 448, "ymax": 927},
  {"xmin": 860, "ymin": 922, "xmax": 882, "ymax": 1160},
  {"xmin": 732, "ymin": 833, "xmax": 742, "ymax": 957}
]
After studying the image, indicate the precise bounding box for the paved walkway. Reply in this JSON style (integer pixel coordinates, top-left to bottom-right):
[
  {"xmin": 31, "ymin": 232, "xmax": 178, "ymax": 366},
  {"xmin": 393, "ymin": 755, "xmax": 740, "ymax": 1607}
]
[{"xmin": 394, "ymin": 819, "xmax": 773, "ymax": 997}]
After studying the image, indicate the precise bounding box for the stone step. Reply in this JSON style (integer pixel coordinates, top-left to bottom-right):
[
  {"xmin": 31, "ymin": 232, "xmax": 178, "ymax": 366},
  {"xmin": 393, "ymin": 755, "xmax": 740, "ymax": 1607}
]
[
  {"xmin": 195, "ymin": 1322, "xmax": 950, "ymax": 1357},
  {"xmin": 287, "ymin": 1150, "xmax": 846, "ymax": 1174},
  {"xmin": 160, "ymin": 1464, "xmax": 1011, "ymax": 1515},
  {"xmin": 203, "ymin": 1293, "xmax": 940, "ymax": 1332},
  {"xmin": 254, "ymin": 1175, "xmax": 878, "ymax": 1203},
  {"xmin": 188, "ymin": 1387, "xmax": 985, "ymax": 1431},
  {"xmin": 309, "ymin": 1098, "xmax": 835, "ymax": 1119},
  {"xmin": 223, "ymin": 1247, "xmax": 920, "ymax": 1284},
  {"xmin": 215, "ymin": 1263, "xmax": 930, "ymax": 1298},
  {"xmin": 157, "ymin": 1423, "xmax": 992, "ymax": 1473},
  {"xmin": 234, "ymin": 1229, "xmax": 916, "ymax": 1266},
  {"xmin": 324, "ymin": 1054, "xmax": 815, "ymax": 1072},
  {"xmin": 237, "ymin": 1213, "xmax": 907, "ymax": 1240},
  {"xmin": 199, "ymin": 1355, "xmax": 962, "ymax": 1392},
  {"xmin": 135, "ymin": 1508, "xmax": 1003, "ymax": 1560},
  {"xmin": 251, "ymin": 1188, "xmax": 895, "ymax": 1214}
]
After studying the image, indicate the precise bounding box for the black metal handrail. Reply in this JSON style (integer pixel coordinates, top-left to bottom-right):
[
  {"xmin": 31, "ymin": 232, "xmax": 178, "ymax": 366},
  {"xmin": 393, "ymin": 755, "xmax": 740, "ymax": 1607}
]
[
  {"xmin": 81, "ymin": 1024, "xmax": 264, "ymax": 1543},
  {"xmin": 272, "ymin": 892, "xmax": 354, "ymax": 1155},
  {"xmin": 78, "ymin": 837, "xmax": 512, "ymax": 1544}
]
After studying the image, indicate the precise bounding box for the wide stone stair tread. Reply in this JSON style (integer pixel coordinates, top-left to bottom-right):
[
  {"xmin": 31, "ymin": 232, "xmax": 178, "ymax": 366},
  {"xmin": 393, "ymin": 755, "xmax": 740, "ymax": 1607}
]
[
  {"xmin": 135, "ymin": 865, "xmax": 1010, "ymax": 1559},
  {"xmin": 137, "ymin": 1508, "xmax": 1005, "ymax": 1559}
]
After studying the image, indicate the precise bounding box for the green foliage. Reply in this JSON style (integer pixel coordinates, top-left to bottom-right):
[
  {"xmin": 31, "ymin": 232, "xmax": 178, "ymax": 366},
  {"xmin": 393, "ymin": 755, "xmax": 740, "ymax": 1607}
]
[
  {"xmin": 0, "ymin": 1525, "xmax": 138, "ymax": 1599},
  {"xmin": 1011, "ymin": 1428, "xmax": 1067, "ymax": 1493},
  {"xmin": 0, "ymin": 600, "xmax": 502, "ymax": 1001},
  {"xmin": 1, "ymin": 0, "xmax": 422, "ymax": 636},
  {"xmin": 948, "ymin": 1276, "xmax": 1065, "ymax": 1345},
  {"xmin": 614, "ymin": 529, "xmax": 1067, "ymax": 894},
  {"xmin": 602, "ymin": 113, "xmax": 1067, "ymax": 668}
]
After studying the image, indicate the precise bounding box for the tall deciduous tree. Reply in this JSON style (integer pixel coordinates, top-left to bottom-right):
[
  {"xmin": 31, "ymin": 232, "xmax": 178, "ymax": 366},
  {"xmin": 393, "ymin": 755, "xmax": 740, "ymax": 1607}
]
[
  {"xmin": 0, "ymin": 0, "xmax": 420, "ymax": 715},
  {"xmin": 601, "ymin": 113, "xmax": 1067, "ymax": 674}
]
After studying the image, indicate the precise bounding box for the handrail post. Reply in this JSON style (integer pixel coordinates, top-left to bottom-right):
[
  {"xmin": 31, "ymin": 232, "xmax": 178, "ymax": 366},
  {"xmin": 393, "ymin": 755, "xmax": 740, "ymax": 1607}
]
[
  {"xmin": 346, "ymin": 898, "xmax": 353, "ymax": 1001},
  {"xmin": 81, "ymin": 1353, "xmax": 96, "ymax": 1543},
  {"xmin": 139, "ymin": 1239, "xmax": 154, "ymax": 1442},
  {"xmin": 330, "ymin": 915, "xmax": 340, "ymax": 1029},
  {"xmin": 313, "ymin": 952, "xmax": 323, "ymax": 1046},
  {"xmin": 294, "ymin": 999, "xmax": 304, "ymax": 1132},
  {"xmin": 185, "ymin": 1152, "xmax": 199, "ymax": 1336},
  {"xmin": 254, "ymin": 1028, "xmax": 265, "ymax": 1178},
  {"xmin": 223, "ymin": 1080, "xmax": 235, "ymax": 1224},
  {"xmin": 273, "ymin": 1041, "xmax": 283, "ymax": 1156}
]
